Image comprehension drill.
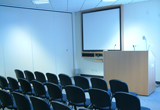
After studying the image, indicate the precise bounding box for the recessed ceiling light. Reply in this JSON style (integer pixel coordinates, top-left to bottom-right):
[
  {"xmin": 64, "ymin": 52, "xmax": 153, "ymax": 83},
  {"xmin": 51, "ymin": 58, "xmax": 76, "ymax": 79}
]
[
  {"xmin": 32, "ymin": 0, "xmax": 50, "ymax": 4},
  {"xmin": 102, "ymin": 0, "xmax": 117, "ymax": 2}
]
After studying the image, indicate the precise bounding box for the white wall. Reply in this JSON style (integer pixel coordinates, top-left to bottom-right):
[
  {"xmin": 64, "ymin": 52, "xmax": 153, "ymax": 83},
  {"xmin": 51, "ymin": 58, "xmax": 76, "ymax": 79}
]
[
  {"xmin": 74, "ymin": 0, "xmax": 160, "ymax": 81},
  {"xmin": 123, "ymin": 0, "xmax": 160, "ymax": 81},
  {"xmin": 0, "ymin": 6, "xmax": 74, "ymax": 78}
]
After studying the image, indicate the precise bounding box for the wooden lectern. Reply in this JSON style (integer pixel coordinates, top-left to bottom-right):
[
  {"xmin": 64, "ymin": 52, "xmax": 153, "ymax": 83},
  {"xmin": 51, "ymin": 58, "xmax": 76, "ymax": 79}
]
[{"xmin": 103, "ymin": 50, "xmax": 155, "ymax": 96}]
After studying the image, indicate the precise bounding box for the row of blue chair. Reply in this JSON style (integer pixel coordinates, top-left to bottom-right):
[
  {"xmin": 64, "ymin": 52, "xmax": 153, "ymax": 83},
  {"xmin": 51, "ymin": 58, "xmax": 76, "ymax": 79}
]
[
  {"xmin": 0, "ymin": 87, "xmax": 150, "ymax": 110},
  {"xmin": 0, "ymin": 89, "xmax": 73, "ymax": 110},
  {"xmin": 0, "ymin": 73, "xmax": 150, "ymax": 110},
  {"xmin": 0, "ymin": 75, "xmax": 92, "ymax": 110},
  {"xmin": 13, "ymin": 69, "xmax": 139, "ymax": 101},
  {"xmin": 14, "ymin": 69, "xmax": 135, "ymax": 98}
]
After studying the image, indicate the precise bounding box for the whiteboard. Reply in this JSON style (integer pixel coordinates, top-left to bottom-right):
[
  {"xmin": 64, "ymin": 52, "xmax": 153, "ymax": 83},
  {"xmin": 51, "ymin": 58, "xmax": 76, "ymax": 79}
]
[{"xmin": 82, "ymin": 7, "xmax": 121, "ymax": 51}]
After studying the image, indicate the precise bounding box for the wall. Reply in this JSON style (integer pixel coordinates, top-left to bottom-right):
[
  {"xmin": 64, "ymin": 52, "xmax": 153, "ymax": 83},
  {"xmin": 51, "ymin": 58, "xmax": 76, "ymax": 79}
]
[
  {"xmin": 0, "ymin": 6, "xmax": 74, "ymax": 78},
  {"xmin": 74, "ymin": 12, "xmax": 104, "ymax": 76},
  {"xmin": 74, "ymin": 0, "xmax": 160, "ymax": 81}
]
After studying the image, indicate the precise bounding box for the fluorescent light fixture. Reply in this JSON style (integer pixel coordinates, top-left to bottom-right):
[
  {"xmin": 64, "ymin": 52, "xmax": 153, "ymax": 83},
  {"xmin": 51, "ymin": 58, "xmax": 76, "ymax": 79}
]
[
  {"xmin": 32, "ymin": 0, "xmax": 50, "ymax": 4},
  {"xmin": 102, "ymin": 0, "xmax": 117, "ymax": 2}
]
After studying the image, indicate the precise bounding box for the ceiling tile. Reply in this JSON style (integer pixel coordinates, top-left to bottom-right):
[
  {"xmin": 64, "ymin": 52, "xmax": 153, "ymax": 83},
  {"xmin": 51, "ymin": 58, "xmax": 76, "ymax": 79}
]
[
  {"xmin": 132, "ymin": 0, "xmax": 148, "ymax": 3},
  {"xmin": 0, "ymin": 0, "xmax": 150, "ymax": 12},
  {"xmin": 98, "ymin": 1, "xmax": 116, "ymax": 8},
  {"xmin": 50, "ymin": 0, "xmax": 67, "ymax": 12},
  {"xmin": 114, "ymin": 0, "xmax": 133, "ymax": 5},
  {"xmin": 68, "ymin": 0, "xmax": 84, "ymax": 12},
  {"xmin": 81, "ymin": 0, "xmax": 101, "ymax": 11}
]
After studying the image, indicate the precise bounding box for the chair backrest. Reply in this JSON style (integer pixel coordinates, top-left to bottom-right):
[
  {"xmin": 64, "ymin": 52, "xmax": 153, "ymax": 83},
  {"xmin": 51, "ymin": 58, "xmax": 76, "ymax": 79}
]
[
  {"xmin": 24, "ymin": 70, "xmax": 35, "ymax": 82},
  {"xmin": 31, "ymin": 80, "xmax": 46, "ymax": 96},
  {"xmin": 51, "ymin": 101, "xmax": 72, "ymax": 110},
  {"xmin": 12, "ymin": 92, "xmax": 32, "ymax": 110},
  {"xmin": 0, "ymin": 90, "xmax": 16, "ymax": 108},
  {"xmin": 18, "ymin": 78, "xmax": 33, "ymax": 94},
  {"xmin": 15, "ymin": 69, "xmax": 25, "ymax": 79},
  {"xmin": 115, "ymin": 92, "xmax": 141, "ymax": 110},
  {"xmin": 46, "ymin": 73, "xmax": 59, "ymax": 85},
  {"xmin": 65, "ymin": 85, "xmax": 86, "ymax": 104},
  {"xmin": 0, "ymin": 75, "xmax": 11, "ymax": 90},
  {"xmin": 89, "ymin": 88, "xmax": 111, "ymax": 108},
  {"xmin": 46, "ymin": 82, "xmax": 62, "ymax": 100},
  {"xmin": 34, "ymin": 71, "xmax": 46, "ymax": 84},
  {"xmin": 90, "ymin": 77, "xmax": 109, "ymax": 91},
  {"xmin": 74, "ymin": 76, "xmax": 90, "ymax": 90},
  {"xmin": 58, "ymin": 74, "xmax": 73, "ymax": 88},
  {"xmin": 109, "ymin": 79, "xmax": 129, "ymax": 96},
  {"xmin": 30, "ymin": 96, "xmax": 51, "ymax": 110},
  {"xmin": 7, "ymin": 77, "xmax": 20, "ymax": 91}
]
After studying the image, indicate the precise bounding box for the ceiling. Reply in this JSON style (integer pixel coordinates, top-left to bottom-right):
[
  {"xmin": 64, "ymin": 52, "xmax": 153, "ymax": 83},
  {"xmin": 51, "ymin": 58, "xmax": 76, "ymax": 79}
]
[{"xmin": 0, "ymin": 0, "xmax": 148, "ymax": 12}]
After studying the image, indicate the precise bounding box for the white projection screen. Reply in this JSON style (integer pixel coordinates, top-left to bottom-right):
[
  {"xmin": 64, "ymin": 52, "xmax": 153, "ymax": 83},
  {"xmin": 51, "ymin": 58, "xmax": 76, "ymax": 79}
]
[{"xmin": 82, "ymin": 7, "xmax": 121, "ymax": 51}]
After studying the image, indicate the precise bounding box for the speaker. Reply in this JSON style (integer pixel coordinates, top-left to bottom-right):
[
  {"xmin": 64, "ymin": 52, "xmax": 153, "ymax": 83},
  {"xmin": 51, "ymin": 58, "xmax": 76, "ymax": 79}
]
[{"xmin": 82, "ymin": 53, "xmax": 94, "ymax": 57}]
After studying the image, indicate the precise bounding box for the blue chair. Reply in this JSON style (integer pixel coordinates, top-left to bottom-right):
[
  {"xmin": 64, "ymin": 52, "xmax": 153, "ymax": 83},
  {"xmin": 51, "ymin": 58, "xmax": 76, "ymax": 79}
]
[
  {"xmin": 24, "ymin": 70, "xmax": 35, "ymax": 82},
  {"xmin": 115, "ymin": 92, "xmax": 150, "ymax": 110},
  {"xmin": 46, "ymin": 73, "xmax": 61, "ymax": 87},
  {"xmin": 15, "ymin": 69, "xmax": 25, "ymax": 79},
  {"xmin": 89, "ymin": 88, "xmax": 116, "ymax": 110},
  {"xmin": 90, "ymin": 77, "xmax": 111, "ymax": 96},
  {"xmin": 51, "ymin": 101, "xmax": 73, "ymax": 110},
  {"xmin": 65, "ymin": 85, "xmax": 91, "ymax": 110},
  {"xmin": 34, "ymin": 71, "xmax": 47, "ymax": 85},
  {"xmin": 12, "ymin": 92, "xmax": 33, "ymax": 110},
  {"xmin": 7, "ymin": 77, "xmax": 22, "ymax": 93},
  {"xmin": 0, "ymin": 90, "xmax": 17, "ymax": 110},
  {"xmin": 30, "ymin": 96, "xmax": 52, "ymax": 110},
  {"xmin": 46, "ymin": 82, "xmax": 67, "ymax": 102},
  {"xmin": 109, "ymin": 79, "xmax": 138, "ymax": 98},
  {"xmin": 31, "ymin": 80, "xmax": 50, "ymax": 99},
  {"xmin": 74, "ymin": 76, "xmax": 91, "ymax": 92},
  {"xmin": 58, "ymin": 73, "xmax": 74, "ymax": 89},
  {"xmin": 18, "ymin": 78, "xmax": 35, "ymax": 95},
  {"xmin": 0, "ymin": 75, "xmax": 11, "ymax": 91}
]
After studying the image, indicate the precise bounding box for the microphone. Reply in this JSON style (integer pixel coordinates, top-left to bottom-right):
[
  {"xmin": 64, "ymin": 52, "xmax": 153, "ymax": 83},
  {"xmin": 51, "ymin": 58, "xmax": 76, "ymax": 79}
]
[
  {"xmin": 142, "ymin": 36, "xmax": 147, "ymax": 50},
  {"xmin": 114, "ymin": 44, "xmax": 116, "ymax": 50},
  {"xmin": 133, "ymin": 45, "xmax": 139, "ymax": 51},
  {"xmin": 133, "ymin": 45, "xmax": 135, "ymax": 51}
]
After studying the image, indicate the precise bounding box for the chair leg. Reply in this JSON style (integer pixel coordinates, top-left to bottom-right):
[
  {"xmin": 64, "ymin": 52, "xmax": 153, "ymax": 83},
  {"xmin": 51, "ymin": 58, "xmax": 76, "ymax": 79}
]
[{"xmin": 74, "ymin": 105, "xmax": 77, "ymax": 110}]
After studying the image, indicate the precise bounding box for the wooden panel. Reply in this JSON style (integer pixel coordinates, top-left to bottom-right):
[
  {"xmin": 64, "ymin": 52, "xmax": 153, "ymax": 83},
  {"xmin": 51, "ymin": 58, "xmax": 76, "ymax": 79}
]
[
  {"xmin": 148, "ymin": 50, "xmax": 155, "ymax": 94},
  {"xmin": 104, "ymin": 51, "xmax": 155, "ymax": 95}
]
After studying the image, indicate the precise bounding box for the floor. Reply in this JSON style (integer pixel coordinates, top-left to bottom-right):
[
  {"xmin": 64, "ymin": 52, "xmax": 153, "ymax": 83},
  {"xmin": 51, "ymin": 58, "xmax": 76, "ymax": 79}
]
[{"xmin": 137, "ymin": 84, "xmax": 160, "ymax": 110}]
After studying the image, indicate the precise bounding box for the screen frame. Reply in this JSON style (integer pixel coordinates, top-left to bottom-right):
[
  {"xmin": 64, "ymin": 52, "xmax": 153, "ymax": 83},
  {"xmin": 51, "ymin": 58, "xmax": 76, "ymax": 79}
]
[{"xmin": 81, "ymin": 6, "xmax": 122, "ymax": 52}]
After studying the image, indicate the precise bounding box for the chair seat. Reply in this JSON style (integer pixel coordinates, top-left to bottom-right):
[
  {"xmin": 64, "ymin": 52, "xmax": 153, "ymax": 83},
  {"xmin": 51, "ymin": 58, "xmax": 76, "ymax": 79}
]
[
  {"xmin": 93, "ymin": 102, "xmax": 116, "ymax": 110},
  {"xmin": 38, "ymin": 91, "xmax": 50, "ymax": 99},
  {"xmin": 25, "ymin": 89, "xmax": 35, "ymax": 95},
  {"xmin": 7, "ymin": 102, "xmax": 17, "ymax": 109},
  {"xmin": 3, "ymin": 85, "xmax": 11, "ymax": 90},
  {"xmin": 141, "ymin": 106, "xmax": 151, "ymax": 110},
  {"xmin": 14, "ymin": 88, "xmax": 23, "ymax": 93},
  {"xmin": 69, "ymin": 99, "xmax": 91, "ymax": 108},
  {"xmin": 53, "ymin": 94, "xmax": 67, "ymax": 102}
]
